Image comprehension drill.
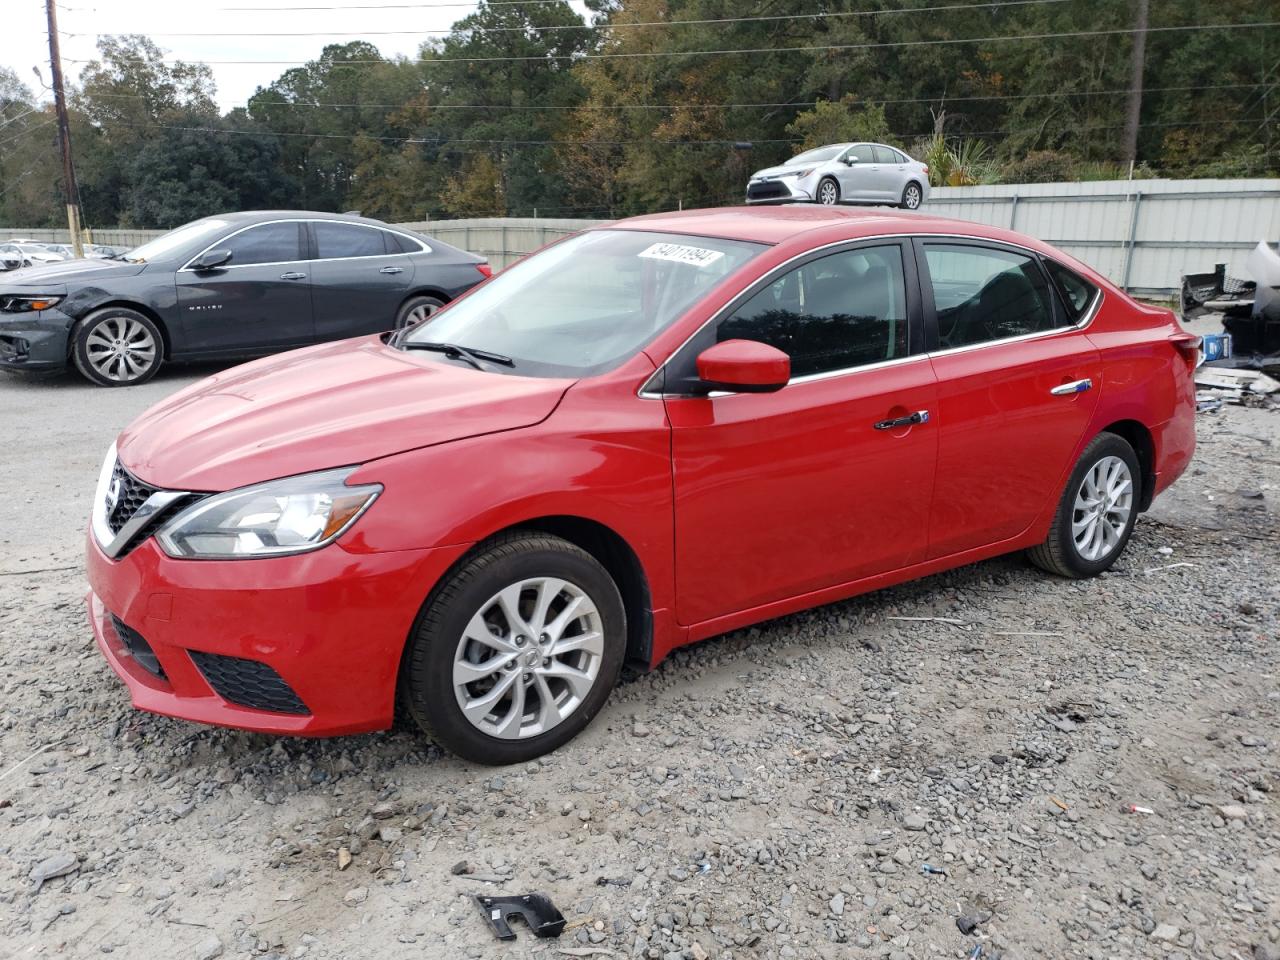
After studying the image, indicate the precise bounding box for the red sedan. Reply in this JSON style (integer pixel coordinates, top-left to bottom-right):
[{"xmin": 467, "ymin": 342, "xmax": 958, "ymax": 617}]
[{"xmin": 86, "ymin": 207, "xmax": 1197, "ymax": 763}]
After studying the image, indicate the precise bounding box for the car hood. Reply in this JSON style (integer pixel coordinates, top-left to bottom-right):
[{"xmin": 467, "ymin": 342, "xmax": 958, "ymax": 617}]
[
  {"xmin": 2, "ymin": 258, "xmax": 148, "ymax": 287},
  {"xmin": 750, "ymin": 162, "xmax": 823, "ymax": 180},
  {"xmin": 118, "ymin": 337, "xmax": 575, "ymax": 491}
]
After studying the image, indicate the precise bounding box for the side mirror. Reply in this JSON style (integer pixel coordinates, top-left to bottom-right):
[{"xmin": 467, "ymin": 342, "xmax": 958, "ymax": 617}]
[
  {"xmin": 191, "ymin": 249, "xmax": 232, "ymax": 271},
  {"xmin": 695, "ymin": 339, "xmax": 790, "ymax": 394},
  {"xmin": 844, "ymin": 156, "xmax": 859, "ymax": 165}
]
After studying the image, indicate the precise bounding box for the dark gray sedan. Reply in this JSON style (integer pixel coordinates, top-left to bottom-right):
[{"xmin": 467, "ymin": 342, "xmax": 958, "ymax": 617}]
[{"xmin": 0, "ymin": 211, "xmax": 490, "ymax": 386}]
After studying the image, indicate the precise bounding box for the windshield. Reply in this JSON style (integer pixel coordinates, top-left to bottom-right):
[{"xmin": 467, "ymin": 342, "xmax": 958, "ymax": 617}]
[
  {"xmin": 122, "ymin": 219, "xmax": 231, "ymax": 263},
  {"xmin": 403, "ymin": 229, "xmax": 766, "ymax": 377},
  {"xmin": 789, "ymin": 145, "xmax": 846, "ymax": 165}
]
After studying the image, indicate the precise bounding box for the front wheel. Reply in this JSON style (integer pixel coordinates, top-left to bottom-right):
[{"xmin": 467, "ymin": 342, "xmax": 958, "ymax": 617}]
[
  {"xmin": 71, "ymin": 307, "xmax": 163, "ymax": 386},
  {"xmin": 900, "ymin": 181, "xmax": 923, "ymax": 210},
  {"xmin": 816, "ymin": 178, "xmax": 841, "ymax": 206},
  {"xmin": 400, "ymin": 531, "xmax": 626, "ymax": 764},
  {"xmin": 1027, "ymin": 432, "xmax": 1141, "ymax": 578}
]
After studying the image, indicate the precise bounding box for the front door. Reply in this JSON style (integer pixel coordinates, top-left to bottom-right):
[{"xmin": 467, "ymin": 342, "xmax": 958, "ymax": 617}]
[
  {"xmin": 664, "ymin": 241, "xmax": 938, "ymax": 626},
  {"xmin": 175, "ymin": 220, "xmax": 314, "ymax": 353},
  {"xmin": 916, "ymin": 240, "xmax": 1102, "ymax": 557},
  {"xmin": 307, "ymin": 220, "xmax": 415, "ymax": 340}
]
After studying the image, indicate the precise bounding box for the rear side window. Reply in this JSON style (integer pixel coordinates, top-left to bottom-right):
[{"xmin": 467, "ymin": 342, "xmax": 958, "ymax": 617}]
[
  {"xmin": 219, "ymin": 222, "xmax": 304, "ymax": 266},
  {"xmin": 924, "ymin": 244, "xmax": 1064, "ymax": 349},
  {"xmin": 872, "ymin": 145, "xmax": 899, "ymax": 164},
  {"xmin": 1044, "ymin": 259, "xmax": 1099, "ymax": 320},
  {"xmin": 314, "ymin": 222, "xmax": 388, "ymax": 259},
  {"xmin": 718, "ymin": 244, "xmax": 909, "ymax": 377}
]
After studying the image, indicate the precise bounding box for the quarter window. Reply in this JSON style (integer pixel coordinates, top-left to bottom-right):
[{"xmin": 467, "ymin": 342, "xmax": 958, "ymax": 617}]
[
  {"xmin": 218, "ymin": 222, "xmax": 304, "ymax": 267},
  {"xmin": 1044, "ymin": 259, "xmax": 1098, "ymax": 320},
  {"xmin": 718, "ymin": 245, "xmax": 910, "ymax": 377},
  {"xmin": 923, "ymin": 244, "xmax": 1063, "ymax": 348},
  {"xmin": 314, "ymin": 222, "xmax": 388, "ymax": 259}
]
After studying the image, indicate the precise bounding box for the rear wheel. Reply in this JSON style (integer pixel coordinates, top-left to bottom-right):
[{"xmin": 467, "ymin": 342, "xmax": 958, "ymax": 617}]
[
  {"xmin": 900, "ymin": 181, "xmax": 923, "ymax": 210},
  {"xmin": 400, "ymin": 531, "xmax": 625, "ymax": 764},
  {"xmin": 816, "ymin": 178, "xmax": 841, "ymax": 206},
  {"xmin": 395, "ymin": 294, "xmax": 445, "ymax": 331},
  {"xmin": 71, "ymin": 307, "xmax": 162, "ymax": 387},
  {"xmin": 1027, "ymin": 432, "xmax": 1140, "ymax": 578}
]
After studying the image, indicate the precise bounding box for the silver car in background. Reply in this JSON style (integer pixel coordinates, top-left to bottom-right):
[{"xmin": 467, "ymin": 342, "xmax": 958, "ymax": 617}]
[{"xmin": 746, "ymin": 142, "xmax": 930, "ymax": 210}]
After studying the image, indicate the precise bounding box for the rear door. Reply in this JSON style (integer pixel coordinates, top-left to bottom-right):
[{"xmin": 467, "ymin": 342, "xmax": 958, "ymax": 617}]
[
  {"xmin": 917, "ymin": 239, "xmax": 1102, "ymax": 558},
  {"xmin": 175, "ymin": 220, "xmax": 314, "ymax": 353},
  {"xmin": 872, "ymin": 145, "xmax": 908, "ymax": 200},
  {"xmin": 307, "ymin": 221, "xmax": 416, "ymax": 340},
  {"xmin": 664, "ymin": 240, "xmax": 938, "ymax": 626}
]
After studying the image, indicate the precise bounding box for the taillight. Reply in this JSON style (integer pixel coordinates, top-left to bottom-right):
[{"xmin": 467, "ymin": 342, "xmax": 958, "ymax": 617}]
[
  {"xmin": 475, "ymin": 263, "xmax": 492, "ymax": 279},
  {"xmin": 921, "ymin": 165, "xmax": 929, "ymax": 175}
]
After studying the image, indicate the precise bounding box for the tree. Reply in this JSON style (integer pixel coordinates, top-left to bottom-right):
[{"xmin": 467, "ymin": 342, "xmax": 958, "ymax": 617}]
[{"xmin": 786, "ymin": 97, "xmax": 894, "ymax": 150}]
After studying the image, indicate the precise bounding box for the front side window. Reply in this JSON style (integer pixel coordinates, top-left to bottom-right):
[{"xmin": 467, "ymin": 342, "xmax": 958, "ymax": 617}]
[
  {"xmin": 314, "ymin": 222, "xmax": 388, "ymax": 259},
  {"xmin": 718, "ymin": 245, "xmax": 909, "ymax": 377},
  {"xmin": 219, "ymin": 222, "xmax": 304, "ymax": 267},
  {"xmin": 843, "ymin": 144, "xmax": 872, "ymax": 164},
  {"xmin": 924, "ymin": 244, "xmax": 1062, "ymax": 348},
  {"xmin": 402, "ymin": 229, "xmax": 765, "ymax": 377}
]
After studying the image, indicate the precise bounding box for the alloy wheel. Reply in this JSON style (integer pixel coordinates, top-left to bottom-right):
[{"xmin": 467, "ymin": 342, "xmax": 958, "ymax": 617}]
[
  {"xmin": 399, "ymin": 301, "xmax": 439, "ymax": 330},
  {"xmin": 905, "ymin": 184, "xmax": 922, "ymax": 209},
  {"xmin": 1071, "ymin": 455, "xmax": 1133, "ymax": 561},
  {"xmin": 84, "ymin": 316, "xmax": 158, "ymax": 383},
  {"xmin": 818, "ymin": 181, "xmax": 839, "ymax": 205},
  {"xmin": 452, "ymin": 577, "xmax": 604, "ymax": 740}
]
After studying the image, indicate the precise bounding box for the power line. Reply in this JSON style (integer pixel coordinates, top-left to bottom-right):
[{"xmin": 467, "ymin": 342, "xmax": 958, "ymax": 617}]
[
  {"xmin": 0, "ymin": 118, "xmax": 56, "ymax": 149},
  {"xmin": 79, "ymin": 82, "xmax": 1271, "ymax": 113},
  {"xmin": 61, "ymin": 0, "xmax": 1074, "ymax": 37},
  {"xmin": 62, "ymin": 21, "xmax": 1280, "ymax": 67},
  {"xmin": 0, "ymin": 106, "xmax": 45, "ymax": 128}
]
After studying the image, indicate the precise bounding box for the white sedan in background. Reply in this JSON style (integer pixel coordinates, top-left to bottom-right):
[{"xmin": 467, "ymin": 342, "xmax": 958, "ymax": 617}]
[{"xmin": 746, "ymin": 142, "xmax": 931, "ymax": 210}]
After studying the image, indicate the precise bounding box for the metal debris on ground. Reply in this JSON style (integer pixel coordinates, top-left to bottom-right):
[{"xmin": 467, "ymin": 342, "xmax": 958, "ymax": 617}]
[
  {"xmin": 474, "ymin": 893, "xmax": 566, "ymax": 941},
  {"xmin": 920, "ymin": 863, "xmax": 947, "ymax": 876},
  {"xmin": 1182, "ymin": 241, "xmax": 1280, "ymax": 370}
]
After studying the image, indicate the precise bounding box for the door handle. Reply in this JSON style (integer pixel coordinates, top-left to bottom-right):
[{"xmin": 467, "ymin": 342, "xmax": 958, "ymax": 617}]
[
  {"xmin": 873, "ymin": 410, "xmax": 930, "ymax": 431},
  {"xmin": 280, "ymin": 271, "xmax": 307, "ymax": 280},
  {"xmin": 1050, "ymin": 378, "xmax": 1092, "ymax": 396},
  {"xmin": 379, "ymin": 266, "xmax": 404, "ymax": 275}
]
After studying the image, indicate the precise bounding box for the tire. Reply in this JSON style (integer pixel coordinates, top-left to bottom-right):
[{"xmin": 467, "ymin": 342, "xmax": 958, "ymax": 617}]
[
  {"xmin": 395, "ymin": 294, "xmax": 445, "ymax": 331},
  {"xmin": 1027, "ymin": 432, "xmax": 1141, "ymax": 579},
  {"xmin": 399, "ymin": 531, "xmax": 626, "ymax": 764},
  {"xmin": 71, "ymin": 307, "xmax": 163, "ymax": 387},
  {"xmin": 816, "ymin": 178, "xmax": 841, "ymax": 206},
  {"xmin": 900, "ymin": 181, "xmax": 924, "ymax": 210}
]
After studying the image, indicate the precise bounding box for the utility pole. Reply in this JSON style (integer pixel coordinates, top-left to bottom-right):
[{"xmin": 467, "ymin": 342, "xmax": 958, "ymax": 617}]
[
  {"xmin": 45, "ymin": 0, "xmax": 84, "ymax": 258},
  {"xmin": 1121, "ymin": 0, "xmax": 1149, "ymax": 170}
]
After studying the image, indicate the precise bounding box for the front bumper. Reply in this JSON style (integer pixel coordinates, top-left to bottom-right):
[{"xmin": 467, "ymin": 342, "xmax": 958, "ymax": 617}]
[
  {"xmin": 745, "ymin": 178, "xmax": 815, "ymax": 205},
  {"xmin": 0, "ymin": 306, "xmax": 74, "ymax": 371},
  {"xmin": 86, "ymin": 532, "xmax": 471, "ymax": 736}
]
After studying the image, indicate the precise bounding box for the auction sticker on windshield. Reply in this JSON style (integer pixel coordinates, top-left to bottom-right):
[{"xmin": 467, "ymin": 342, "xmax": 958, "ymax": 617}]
[{"xmin": 638, "ymin": 242, "xmax": 726, "ymax": 268}]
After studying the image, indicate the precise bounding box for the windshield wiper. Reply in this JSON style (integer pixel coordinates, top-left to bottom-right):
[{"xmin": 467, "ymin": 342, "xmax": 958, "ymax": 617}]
[{"xmin": 401, "ymin": 340, "xmax": 514, "ymax": 369}]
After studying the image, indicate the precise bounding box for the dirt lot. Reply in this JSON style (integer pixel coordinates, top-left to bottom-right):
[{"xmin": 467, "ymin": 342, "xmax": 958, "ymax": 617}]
[{"xmin": 1, "ymin": 363, "xmax": 1278, "ymax": 960}]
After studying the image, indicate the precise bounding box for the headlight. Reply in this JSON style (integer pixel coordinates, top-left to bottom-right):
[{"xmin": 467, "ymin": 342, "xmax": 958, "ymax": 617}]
[
  {"xmin": 156, "ymin": 467, "xmax": 382, "ymax": 559},
  {"xmin": 781, "ymin": 168, "xmax": 815, "ymax": 179},
  {"xmin": 1, "ymin": 295, "xmax": 64, "ymax": 312}
]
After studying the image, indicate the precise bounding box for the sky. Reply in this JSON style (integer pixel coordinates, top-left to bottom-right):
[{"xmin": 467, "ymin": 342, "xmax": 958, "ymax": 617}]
[{"xmin": 6, "ymin": 0, "xmax": 591, "ymax": 113}]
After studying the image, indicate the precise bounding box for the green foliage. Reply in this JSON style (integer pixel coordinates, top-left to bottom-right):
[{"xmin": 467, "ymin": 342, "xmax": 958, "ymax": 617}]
[
  {"xmin": 786, "ymin": 98, "xmax": 894, "ymax": 151},
  {"xmin": 2, "ymin": 0, "xmax": 1277, "ymax": 229}
]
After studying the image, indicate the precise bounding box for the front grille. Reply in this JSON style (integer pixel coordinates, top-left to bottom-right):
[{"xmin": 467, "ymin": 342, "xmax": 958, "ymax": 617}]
[
  {"xmin": 747, "ymin": 181, "xmax": 790, "ymax": 201},
  {"xmin": 107, "ymin": 461, "xmax": 158, "ymax": 535},
  {"xmin": 109, "ymin": 615, "xmax": 166, "ymax": 679},
  {"xmin": 189, "ymin": 651, "xmax": 311, "ymax": 715}
]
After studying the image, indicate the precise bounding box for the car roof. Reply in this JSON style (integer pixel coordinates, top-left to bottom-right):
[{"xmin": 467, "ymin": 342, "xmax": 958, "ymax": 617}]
[
  {"xmin": 202, "ymin": 210, "xmax": 411, "ymax": 231},
  {"xmin": 607, "ymin": 206, "xmax": 1018, "ymax": 246}
]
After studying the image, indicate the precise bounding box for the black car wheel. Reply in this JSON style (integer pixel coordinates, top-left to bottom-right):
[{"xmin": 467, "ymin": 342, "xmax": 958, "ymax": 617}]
[
  {"xmin": 395, "ymin": 295, "xmax": 445, "ymax": 331},
  {"xmin": 1027, "ymin": 432, "xmax": 1140, "ymax": 578},
  {"xmin": 817, "ymin": 178, "xmax": 841, "ymax": 206},
  {"xmin": 71, "ymin": 307, "xmax": 163, "ymax": 387},
  {"xmin": 399, "ymin": 530, "xmax": 626, "ymax": 764},
  {"xmin": 900, "ymin": 182, "xmax": 924, "ymax": 210}
]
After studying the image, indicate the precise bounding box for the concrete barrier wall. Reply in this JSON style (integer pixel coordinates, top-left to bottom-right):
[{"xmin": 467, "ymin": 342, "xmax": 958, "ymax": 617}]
[{"xmin": 6, "ymin": 177, "xmax": 1277, "ymax": 294}]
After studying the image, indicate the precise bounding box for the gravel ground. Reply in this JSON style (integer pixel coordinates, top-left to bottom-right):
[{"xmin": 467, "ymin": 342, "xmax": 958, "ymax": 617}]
[{"xmin": 1, "ymin": 363, "xmax": 1278, "ymax": 960}]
